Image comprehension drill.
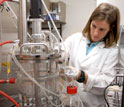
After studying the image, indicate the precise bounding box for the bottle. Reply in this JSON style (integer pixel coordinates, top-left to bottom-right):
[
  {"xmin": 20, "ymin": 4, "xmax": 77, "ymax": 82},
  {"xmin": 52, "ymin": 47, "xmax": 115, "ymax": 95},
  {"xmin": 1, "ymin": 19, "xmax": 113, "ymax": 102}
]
[{"xmin": 63, "ymin": 85, "xmax": 82, "ymax": 107}]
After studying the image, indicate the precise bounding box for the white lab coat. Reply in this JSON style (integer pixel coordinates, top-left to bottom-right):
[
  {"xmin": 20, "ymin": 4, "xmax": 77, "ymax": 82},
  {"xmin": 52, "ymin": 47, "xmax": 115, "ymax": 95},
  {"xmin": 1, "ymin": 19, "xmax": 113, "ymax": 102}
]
[{"xmin": 64, "ymin": 32, "xmax": 118, "ymax": 107}]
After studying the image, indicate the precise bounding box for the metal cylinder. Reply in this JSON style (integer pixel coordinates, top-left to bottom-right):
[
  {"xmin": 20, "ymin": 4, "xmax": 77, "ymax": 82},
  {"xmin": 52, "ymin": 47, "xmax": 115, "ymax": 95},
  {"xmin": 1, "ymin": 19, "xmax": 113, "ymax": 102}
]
[
  {"xmin": 31, "ymin": 19, "xmax": 43, "ymax": 34},
  {"xmin": 18, "ymin": 0, "xmax": 27, "ymax": 45}
]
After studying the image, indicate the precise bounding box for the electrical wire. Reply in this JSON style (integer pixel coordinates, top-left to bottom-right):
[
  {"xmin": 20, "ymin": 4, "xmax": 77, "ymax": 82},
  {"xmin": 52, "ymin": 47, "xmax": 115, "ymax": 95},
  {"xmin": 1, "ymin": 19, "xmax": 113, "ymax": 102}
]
[
  {"xmin": 0, "ymin": 0, "xmax": 11, "ymax": 5},
  {"xmin": 0, "ymin": 40, "xmax": 13, "ymax": 46},
  {"xmin": 104, "ymin": 84, "xmax": 111, "ymax": 107},
  {"xmin": 104, "ymin": 82, "xmax": 122, "ymax": 107},
  {"xmin": 0, "ymin": 90, "xmax": 20, "ymax": 107}
]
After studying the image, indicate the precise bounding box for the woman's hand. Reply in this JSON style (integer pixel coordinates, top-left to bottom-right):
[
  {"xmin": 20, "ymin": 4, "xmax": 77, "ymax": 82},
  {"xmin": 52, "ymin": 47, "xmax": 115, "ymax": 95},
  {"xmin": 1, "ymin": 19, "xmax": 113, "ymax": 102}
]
[{"xmin": 59, "ymin": 66, "xmax": 81, "ymax": 82}]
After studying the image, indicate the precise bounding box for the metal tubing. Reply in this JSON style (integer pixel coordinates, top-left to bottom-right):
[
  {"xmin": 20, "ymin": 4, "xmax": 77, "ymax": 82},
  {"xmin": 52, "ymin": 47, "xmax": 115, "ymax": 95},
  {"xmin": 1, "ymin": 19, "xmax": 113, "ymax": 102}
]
[
  {"xmin": 18, "ymin": 0, "xmax": 27, "ymax": 45},
  {"xmin": 29, "ymin": 18, "xmax": 43, "ymax": 35},
  {"xmin": 32, "ymin": 20, "xmax": 41, "ymax": 35},
  {"xmin": 33, "ymin": 63, "xmax": 40, "ymax": 107},
  {"xmin": 121, "ymin": 76, "xmax": 124, "ymax": 107}
]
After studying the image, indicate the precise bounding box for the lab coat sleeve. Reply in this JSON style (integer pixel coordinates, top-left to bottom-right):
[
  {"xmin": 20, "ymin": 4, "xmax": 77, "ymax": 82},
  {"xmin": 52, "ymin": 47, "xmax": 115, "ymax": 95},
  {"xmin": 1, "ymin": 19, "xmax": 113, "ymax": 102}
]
[
  {"xmin": 84, "ymin": 47, "xmax": 118, "ymax": 95},
  {"xmin": 62, "ymin": 33, "xmax": 80, "ymax": 59}
]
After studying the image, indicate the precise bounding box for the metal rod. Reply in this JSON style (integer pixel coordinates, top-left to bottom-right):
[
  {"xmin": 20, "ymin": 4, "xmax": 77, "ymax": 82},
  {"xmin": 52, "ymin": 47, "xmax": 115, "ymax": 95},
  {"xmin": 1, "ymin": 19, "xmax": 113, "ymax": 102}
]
[
  {"xmin": 121, "ymin": 76, "xmax": 124, "ymax": 107},
  {"xmin": 18, "ymin": 0, "xmax": 27, "ymax": 45},
  {"xmin": 33, "ymin": 63, "xmax": 40, "ymax": 107}
]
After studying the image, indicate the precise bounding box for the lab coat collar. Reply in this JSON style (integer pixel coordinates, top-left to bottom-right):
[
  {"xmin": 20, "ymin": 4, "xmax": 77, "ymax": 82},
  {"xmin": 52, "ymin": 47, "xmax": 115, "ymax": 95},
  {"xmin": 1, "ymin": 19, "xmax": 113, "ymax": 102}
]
[
  {"xmin": 79, "ymin": 37, "xmax": 105, "ymax": 62},
  {"xmin": 87, "ymin": 42, "xmax": 105, "ymax": 55}
]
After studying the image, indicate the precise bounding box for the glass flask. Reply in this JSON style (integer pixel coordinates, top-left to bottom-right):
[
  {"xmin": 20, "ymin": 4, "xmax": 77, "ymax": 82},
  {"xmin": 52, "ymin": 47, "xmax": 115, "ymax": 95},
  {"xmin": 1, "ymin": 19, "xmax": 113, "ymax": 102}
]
[{"xmin": 63, "ymin": 85, "xmax": 83, "ymax": 107}]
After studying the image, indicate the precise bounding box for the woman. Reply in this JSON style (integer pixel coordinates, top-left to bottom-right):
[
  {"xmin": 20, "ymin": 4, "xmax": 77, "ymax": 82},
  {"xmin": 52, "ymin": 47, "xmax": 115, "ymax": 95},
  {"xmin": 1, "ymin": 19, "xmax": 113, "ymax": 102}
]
[{"xmin": 61, "ymin": 3, "xmax": 120, "ymax": 107}]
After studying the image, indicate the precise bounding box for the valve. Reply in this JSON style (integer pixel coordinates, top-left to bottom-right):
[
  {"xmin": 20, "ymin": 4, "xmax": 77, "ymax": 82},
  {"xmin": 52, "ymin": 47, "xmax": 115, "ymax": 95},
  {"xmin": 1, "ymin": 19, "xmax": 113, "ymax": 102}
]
[{"xmin": 0, "ymin": 78, "xmax": 15, "ymax": 84}]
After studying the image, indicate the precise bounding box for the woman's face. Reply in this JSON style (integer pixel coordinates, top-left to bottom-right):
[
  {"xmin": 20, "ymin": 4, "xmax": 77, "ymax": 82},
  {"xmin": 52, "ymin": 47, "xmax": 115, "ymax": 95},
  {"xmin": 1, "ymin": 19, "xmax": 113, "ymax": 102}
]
[{"xmin": 90, "ymin": 20, "xmax": 110, "ymax": 42}]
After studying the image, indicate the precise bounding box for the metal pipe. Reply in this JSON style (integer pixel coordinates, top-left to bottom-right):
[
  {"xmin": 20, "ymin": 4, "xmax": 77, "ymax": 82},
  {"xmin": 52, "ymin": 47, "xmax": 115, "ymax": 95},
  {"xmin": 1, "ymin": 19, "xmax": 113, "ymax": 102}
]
[
  {"xmin": 28, "ymin": 18, "xmax": 43, "ymax": 42},
  {"xmin": 32, "ymin": 19, "xmax": 42, "ymax": 35},
  {"xmin": 121, "ymin": 76, "xmax": 124, "ymax": 107},
  {"xmin": 33, "ymin": 63, "xmax": 40, "ymax": 107},
  {"xmin": 18, "ymin": 0, "xmax": 27, "ymax": 45}
]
